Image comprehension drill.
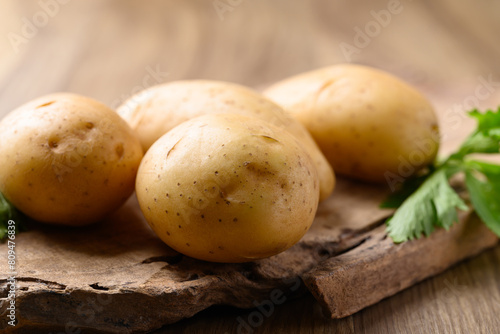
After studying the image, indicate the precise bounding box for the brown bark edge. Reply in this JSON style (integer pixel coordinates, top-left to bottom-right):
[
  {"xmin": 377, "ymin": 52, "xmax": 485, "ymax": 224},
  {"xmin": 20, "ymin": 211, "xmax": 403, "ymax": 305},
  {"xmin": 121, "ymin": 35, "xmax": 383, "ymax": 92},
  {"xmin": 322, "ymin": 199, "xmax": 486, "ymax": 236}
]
[{"xmin": 302, "ymin": 212, "xmax": 499, "ymax": 319}]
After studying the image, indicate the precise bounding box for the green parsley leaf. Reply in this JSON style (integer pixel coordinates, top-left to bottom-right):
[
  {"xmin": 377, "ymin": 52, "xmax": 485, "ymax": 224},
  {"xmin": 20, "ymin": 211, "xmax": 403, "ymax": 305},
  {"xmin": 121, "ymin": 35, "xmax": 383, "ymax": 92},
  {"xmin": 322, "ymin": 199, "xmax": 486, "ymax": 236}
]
[
  {"xmin": 465, "ymin": 160, "xmax": 500, "ymax": 236},
  {"xmin": 0, "ymin": 192, "xmax": 25, "ymax": 241},
  {"xmin": 452, "ymin": 131, "xmax": 499, "ymax": 159},
  {"xmin": 380, "ymin": 168, "xmax": 433, "ymax": 209},
  {"xmin": 386, "ymin": 169, "xmax": 468, "ymax": 243},
  {"xmin": 447, "ymin": 108, "xmax": 500, "ymax": 160},
  {"xmin": 385, "ymin": 107, "xmax": 500, "ymax": 243},
  {"xmin": 469, "ymin": 108, "xmax": 500, "ymax": 138}
]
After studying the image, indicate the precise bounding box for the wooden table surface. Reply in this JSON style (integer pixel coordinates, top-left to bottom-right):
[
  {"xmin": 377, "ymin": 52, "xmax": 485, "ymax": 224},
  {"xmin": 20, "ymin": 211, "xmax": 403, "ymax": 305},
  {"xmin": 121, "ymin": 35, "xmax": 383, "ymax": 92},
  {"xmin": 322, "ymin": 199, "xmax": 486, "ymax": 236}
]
[{"xmin": 1, "ymin": 1, "xmax": 500, "ymax": 333}]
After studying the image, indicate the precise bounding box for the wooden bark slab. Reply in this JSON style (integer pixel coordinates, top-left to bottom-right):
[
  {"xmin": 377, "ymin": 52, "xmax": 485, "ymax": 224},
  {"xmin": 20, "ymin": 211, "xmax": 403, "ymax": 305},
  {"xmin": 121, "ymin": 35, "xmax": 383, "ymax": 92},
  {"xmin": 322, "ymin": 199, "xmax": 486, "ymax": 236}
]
[
  {"xmin": 303, "ymin": 212, "xmax": 499, "ymax": 319},
  {"xmin": 0, "ymin": 178, "xmax": 498, "ymax": 333}
]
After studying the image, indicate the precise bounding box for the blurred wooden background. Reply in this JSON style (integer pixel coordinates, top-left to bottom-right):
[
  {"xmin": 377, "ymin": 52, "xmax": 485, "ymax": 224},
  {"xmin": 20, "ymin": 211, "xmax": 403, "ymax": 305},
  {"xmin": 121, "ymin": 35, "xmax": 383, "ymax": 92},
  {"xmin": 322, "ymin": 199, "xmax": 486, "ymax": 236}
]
[{"xmin": 1, "ymin": 0, "xmax": 499, "ymax": 333}]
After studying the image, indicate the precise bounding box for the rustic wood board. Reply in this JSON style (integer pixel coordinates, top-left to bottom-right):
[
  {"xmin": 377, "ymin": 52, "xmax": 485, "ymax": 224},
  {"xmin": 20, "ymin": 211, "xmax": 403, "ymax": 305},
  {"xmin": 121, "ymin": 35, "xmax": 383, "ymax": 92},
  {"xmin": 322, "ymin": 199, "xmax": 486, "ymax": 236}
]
[{"xmin": 0, "ymin": 177, "xmax": 497, "ymax": 333}]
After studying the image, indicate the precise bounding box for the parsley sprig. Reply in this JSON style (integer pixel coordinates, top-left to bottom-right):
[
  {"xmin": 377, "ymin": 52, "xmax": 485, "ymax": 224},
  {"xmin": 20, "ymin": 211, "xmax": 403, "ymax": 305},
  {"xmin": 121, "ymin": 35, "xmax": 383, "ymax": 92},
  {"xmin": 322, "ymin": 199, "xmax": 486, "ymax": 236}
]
[
  {"xmin": 0, "ymin": 192, "xmax": 25, "ymax": 241},
  {"xmin": 383, "ymin": 108, "xmax": 500, "ymax": 243}
]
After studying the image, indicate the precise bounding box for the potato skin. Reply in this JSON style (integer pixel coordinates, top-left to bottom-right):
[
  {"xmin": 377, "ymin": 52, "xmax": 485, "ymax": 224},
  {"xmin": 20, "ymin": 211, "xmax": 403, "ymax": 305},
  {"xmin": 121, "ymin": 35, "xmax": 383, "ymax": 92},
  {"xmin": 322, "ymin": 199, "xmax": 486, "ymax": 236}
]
[
  {"xmin": 0, "ymin": 93, "xmax": 143, "ymax": 225},
  {"xmin": 136, "ymin": 114, "xmax": 320, "ymax": 263},
  {"xmin": 118, "ymin": 80, "xmax": 334, "ymax": 201},
  {"xmin": 264, "ymin": 65, "xmax": 440, "ymax": 183}
]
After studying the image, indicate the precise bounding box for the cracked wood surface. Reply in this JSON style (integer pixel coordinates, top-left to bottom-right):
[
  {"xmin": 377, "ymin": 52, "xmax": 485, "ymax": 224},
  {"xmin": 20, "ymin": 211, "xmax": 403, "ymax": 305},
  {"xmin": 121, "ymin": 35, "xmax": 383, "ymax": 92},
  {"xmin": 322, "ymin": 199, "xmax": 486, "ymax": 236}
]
[
  {"xmin": 0, "ymin": 178, "xmax": 393, "ymax": 333},
  {"xmin": 0, "ymin": 177, "xmax": 498, "ymax": 333}
]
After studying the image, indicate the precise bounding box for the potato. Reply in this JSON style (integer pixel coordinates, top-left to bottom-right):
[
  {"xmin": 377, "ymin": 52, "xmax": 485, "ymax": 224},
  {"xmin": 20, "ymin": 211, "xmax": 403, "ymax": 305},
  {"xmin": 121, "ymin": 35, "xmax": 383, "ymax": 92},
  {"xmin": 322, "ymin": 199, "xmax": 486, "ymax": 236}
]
[
  {"xmin": 0, "ymin": 93, "xmax": 143, "ymax": 225},
  {"xmin": 118, "ymin": 80, "xmax": 334, "ymax": 201},
  {"xmin": 264, "ymin": 65, "xmax": 439, "ymax": 185},
  {"xmin": 136, "ymin": 113, "xmax": 320, "ymax": 263}
]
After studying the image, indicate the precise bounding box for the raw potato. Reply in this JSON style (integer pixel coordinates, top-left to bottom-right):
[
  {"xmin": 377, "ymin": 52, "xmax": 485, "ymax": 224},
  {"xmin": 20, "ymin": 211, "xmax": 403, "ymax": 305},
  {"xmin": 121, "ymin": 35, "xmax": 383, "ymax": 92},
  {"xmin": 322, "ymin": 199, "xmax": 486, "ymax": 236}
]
[
  {"xmin": 0, "ymin": 93, "xmax": 143, "ymax": 225},
  {"xmin": 118, "ymin": 80, "xmax": 334, "ymax": 201},
  {"xmin": 264, "ymin": 64, "xmax": 440, "ymax": 184},
  {"xmin": 136, "ymin": 113, "xmax": 320, "ymax": 263}
]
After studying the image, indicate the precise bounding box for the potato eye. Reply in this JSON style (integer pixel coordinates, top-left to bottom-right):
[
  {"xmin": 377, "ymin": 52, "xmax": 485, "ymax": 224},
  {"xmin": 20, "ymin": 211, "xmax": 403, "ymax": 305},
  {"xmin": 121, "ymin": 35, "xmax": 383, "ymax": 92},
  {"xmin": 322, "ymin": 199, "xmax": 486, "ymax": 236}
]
[
  {"xmin": 115, "ymin": 143, "xmax": 124, "ymax": 158},
  {"xmin": 36, "ymin": 101, "xmax": 55, "ymax": 109},
  {"xmin": 48, "ymin": 137, "xmax": 60, "ymax": 148}
]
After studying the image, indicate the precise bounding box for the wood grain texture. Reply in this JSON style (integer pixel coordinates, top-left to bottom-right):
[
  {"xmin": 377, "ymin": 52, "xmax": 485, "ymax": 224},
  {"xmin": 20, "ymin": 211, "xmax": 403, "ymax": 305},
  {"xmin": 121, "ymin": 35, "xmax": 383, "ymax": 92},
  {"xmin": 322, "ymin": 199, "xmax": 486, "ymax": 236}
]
[{"xmin": 0, "ymin": 0, "xmax": 499, "ymax": 333}]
